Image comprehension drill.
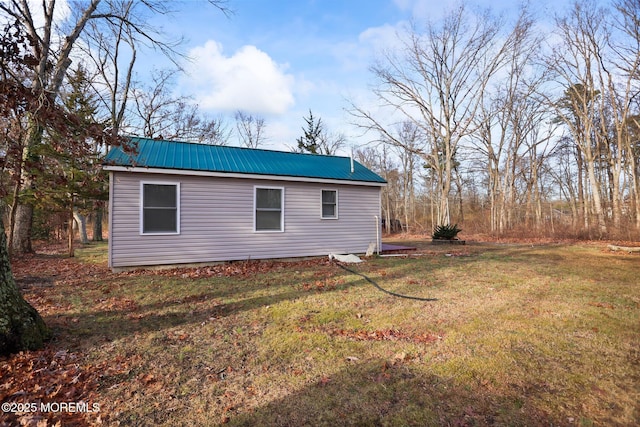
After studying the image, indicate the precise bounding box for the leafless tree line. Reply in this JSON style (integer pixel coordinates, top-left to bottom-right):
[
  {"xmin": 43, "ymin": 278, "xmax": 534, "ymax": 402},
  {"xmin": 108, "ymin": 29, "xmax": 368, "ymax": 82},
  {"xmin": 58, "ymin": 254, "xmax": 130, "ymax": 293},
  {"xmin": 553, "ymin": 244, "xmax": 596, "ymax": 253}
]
[
  {"xmin": 351, "ymin": 0, "xmax": 640, "ymax": 239},
  {"xmin": 0, "ymin": 0, "xmax": 262, "ymax": 254},
  {"xmin": 2, "ymin": 0, "xmax": 640, "ymax": 246}
]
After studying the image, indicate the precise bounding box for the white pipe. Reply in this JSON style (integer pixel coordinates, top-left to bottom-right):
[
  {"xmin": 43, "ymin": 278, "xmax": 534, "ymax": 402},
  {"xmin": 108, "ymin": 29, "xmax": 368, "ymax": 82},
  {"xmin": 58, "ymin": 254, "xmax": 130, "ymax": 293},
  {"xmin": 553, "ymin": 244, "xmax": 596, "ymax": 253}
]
[
  {"xmin": 350, "ymin": 155, "xmax": 354, "ymax": 173},
  {"xmin": 375, "ymin": 215, "xmax": 380, "ymax": 255}
]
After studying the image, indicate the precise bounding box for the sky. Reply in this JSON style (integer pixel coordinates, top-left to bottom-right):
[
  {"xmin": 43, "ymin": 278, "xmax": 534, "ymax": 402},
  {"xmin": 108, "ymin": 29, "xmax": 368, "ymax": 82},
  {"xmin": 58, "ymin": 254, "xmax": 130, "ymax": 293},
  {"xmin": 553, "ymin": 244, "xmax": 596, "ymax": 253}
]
[{"xmin": 127, "ymin": 0, "xmax": 582, "ymax": 153}]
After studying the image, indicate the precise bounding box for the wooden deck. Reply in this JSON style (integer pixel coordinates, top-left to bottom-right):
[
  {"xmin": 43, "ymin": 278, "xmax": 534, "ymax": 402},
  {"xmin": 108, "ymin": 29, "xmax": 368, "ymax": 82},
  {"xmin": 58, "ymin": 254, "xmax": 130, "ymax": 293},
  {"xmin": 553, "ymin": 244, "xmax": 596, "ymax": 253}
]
[{"xmin": 380, "ymin": 243, "xmax": 417, "ymax": 253}]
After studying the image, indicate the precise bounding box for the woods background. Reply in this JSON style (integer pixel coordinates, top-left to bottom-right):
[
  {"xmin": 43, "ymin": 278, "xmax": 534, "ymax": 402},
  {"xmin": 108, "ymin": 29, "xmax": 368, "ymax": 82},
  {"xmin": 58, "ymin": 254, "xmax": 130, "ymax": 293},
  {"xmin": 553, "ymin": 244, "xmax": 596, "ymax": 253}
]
[{"xmin": 2, "ymin": 0, "xmax": 640, "ymax": 253}]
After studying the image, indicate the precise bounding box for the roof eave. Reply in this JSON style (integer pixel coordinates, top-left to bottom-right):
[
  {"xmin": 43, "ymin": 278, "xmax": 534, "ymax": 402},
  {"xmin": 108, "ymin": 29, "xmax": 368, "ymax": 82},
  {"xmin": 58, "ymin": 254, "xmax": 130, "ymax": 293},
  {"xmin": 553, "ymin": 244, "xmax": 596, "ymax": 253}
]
[{"xmin": 103, "ymin": 165, "xmax": 387, "ymax": 187}]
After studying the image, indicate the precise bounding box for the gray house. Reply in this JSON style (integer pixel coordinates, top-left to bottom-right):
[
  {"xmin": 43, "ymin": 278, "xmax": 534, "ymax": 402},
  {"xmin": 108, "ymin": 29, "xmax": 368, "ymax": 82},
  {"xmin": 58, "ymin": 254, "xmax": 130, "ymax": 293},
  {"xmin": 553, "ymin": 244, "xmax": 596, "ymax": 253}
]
[{"xmin": 103, "ymin": 137, "xmax": 386, "ymax": 269}]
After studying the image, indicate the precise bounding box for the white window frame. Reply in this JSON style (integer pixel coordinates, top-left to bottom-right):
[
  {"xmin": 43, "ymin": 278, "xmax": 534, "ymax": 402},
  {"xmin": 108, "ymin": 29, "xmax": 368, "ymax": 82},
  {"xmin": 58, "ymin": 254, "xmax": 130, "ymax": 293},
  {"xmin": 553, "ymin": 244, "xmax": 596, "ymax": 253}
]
[
  {"xmin": 254, "ymin": 186, "xmax": 285, "ymax": 232},
  {"xmin": 140, "ymin": 181, "xmax": 181, "ymax": 235},
  {"xmin": 321, "ymin": 189, "xmax": 339, "ymax": 219}
]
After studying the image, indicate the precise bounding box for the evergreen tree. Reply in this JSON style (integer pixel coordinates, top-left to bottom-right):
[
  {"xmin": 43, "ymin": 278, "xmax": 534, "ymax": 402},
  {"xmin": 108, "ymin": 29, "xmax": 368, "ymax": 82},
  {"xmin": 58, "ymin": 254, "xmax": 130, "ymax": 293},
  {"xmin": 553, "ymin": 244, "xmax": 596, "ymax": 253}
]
[
  {"xmin": 0, "ymin": 23, "xmax": 109, "ymax": 355},
  {"xmin": 296, "ymin": 110, "xmax": 323, "ymax": 154},
  {"xmin": 39, "ymin": 65, "xmax": 108, "ymax": 254}
]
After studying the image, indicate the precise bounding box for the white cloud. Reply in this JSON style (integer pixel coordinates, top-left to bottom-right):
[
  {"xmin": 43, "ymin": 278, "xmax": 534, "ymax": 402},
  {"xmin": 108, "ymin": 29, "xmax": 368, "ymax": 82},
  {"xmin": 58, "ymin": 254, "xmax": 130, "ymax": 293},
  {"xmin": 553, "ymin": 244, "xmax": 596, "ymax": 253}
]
[
  {"xmin": 181, "ymin": 41, "xmax": 296, "ymax": 115},
  {"xmin": 359, "ymin": 22, "xmax": 408, "ymax": 55},
  {"xmin": 392, "ymin": 0, "xmax": 445, "ymax": 21}
]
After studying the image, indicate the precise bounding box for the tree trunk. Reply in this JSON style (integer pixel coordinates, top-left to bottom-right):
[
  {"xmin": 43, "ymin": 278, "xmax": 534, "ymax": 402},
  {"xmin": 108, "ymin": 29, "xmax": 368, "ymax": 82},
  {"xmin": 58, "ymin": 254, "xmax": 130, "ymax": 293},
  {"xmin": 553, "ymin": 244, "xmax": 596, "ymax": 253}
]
[
  {"xmin": 437, "ymin": 150, "xmax": 452, "ymax": 226},
  {"xmin": 12, "ymin": 121, "xmax": 43, "ymax": 255},
  {"xmin": 586, "ymin": 159, "xmax": 608, "ymax": 236},
  {"xmin": 0, "ymin": 217, "xmax": 50, "ymax": 356},
  {"xmin": 11, "ymin": 204, "xmax": 33, "ymax": 254},
  {"xmin": 69, "ymin": 203, "xmax": 75, "ymax": 258},
  {"xmin": 93, "ymin": 207, "xmax": 104, "ymax": 241},
  {"xmin": 632, "ymin": 155, "xmax": 640, "ymax": 231},
  {"xmin": 438, "ymin": 179, "xmax": 451, "ymax": 226},
  {"xmin": 575, "ymin": 143, "xmax": 587, "ymax": 230},
  {"xmin": 73, "ymin": 209, "xmax": 89, "ymax": 244},
  {"xmin": 488, "ymin": 154, "xmax": 500, "ymax": 233},
  {"xmin": 8, "ymin": 181, "xmax": 21, "ymax": 253},
  {"xmin": 454, "ymin": 167, "xmax": 464, "ymax": 224}
]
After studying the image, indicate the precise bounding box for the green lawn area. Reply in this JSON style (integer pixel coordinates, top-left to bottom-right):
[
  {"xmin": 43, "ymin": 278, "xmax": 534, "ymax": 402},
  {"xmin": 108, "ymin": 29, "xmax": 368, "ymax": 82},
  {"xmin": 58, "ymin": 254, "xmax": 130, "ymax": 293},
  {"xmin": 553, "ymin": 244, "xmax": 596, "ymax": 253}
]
[{"xmin": 7, "ymin": 240, "xmax": 640, "ymax": 425}]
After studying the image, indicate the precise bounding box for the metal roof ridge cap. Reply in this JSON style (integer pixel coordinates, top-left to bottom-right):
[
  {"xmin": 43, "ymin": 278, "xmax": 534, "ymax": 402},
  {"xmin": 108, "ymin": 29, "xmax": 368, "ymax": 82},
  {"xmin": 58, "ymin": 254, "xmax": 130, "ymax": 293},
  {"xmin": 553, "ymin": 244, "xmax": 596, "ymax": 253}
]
[{"xmin": 124, "ymin": 136, "xmax": 354, "ymax": 160}]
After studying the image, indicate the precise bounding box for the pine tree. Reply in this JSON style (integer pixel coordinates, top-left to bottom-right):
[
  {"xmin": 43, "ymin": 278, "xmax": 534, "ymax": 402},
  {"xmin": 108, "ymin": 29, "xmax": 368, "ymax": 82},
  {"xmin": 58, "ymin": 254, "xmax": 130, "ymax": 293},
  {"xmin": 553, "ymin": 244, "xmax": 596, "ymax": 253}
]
[{"xmin": 296, "ymin": 110, "xmax": 323, "ymax": 154}]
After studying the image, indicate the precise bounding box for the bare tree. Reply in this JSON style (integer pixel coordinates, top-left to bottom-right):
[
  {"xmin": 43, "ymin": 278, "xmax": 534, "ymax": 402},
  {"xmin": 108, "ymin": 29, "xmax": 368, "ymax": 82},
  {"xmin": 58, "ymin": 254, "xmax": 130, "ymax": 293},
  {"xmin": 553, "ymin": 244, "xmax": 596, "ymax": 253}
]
[
  {"xmin": 610, "ymin": 0, "xmax": 640, "ymax": 230},
  {"xmin": 131, "ymin": 68, "xmax": 230, "ymax": 144},
  {"xmin": 77, "ymin": 1, "xmax": 139, "ymax": 241},
  {"xmin": 354, "ymin": 146, "xmax": 403, "ymax": 232},
  {"xmin": 132, "ymin": 69, "xmax": 181, "ymax": 138},
  {"xmin": 547, "ymin": 1, "xmax": 614, "ymax": 235},
  {"xmin": 0, "ymin": 0, "xmax": 100, "ymax": 254},
  {"xmin": 235, "ymin": 111, "xmax": 267, "ymax": 148},
  {"xmin": 80, "ymin": 1, "xmax": 139, "ymax": 139},
  {"xmin": 172, "ymin": 103, "xmax": 231, "ymax": 145},
  {"xmin": 469, "ymin": 8, "xmax": 555, "ymax": 234},
  {"xmin": 351, "ymin": 4, "xmax": 523, "ymax": 226},
  {"xmin": 386, "ymin": 122, "xmax": 421, "ymax": 232},
  {"xmin": 0, "ymin": 0, "xmax": 229, "ymax": 254}
]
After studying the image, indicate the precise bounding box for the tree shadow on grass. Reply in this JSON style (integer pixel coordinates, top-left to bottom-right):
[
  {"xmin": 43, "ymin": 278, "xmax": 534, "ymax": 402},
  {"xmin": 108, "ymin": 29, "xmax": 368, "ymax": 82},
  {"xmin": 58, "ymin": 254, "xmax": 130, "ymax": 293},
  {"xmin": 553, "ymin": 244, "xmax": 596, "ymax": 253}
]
[
  {"xmin": 42, "ymin": 269, "xmax": 370, "ymax": 351},
  {"xmin": 226, "ymin": 359, "xmax": 562, "ymax": 426},
  {"xmin": 41, "ymin": 253, "xmax": 455, "ymax": 352}
]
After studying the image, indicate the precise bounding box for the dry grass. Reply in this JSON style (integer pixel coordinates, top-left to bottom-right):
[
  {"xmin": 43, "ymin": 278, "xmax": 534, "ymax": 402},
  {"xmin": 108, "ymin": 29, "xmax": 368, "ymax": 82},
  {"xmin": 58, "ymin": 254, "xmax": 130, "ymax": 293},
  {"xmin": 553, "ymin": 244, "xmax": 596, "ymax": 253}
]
[{"xmin": 7, "ymin": 239, "xmax": 640, "ymax": 426}]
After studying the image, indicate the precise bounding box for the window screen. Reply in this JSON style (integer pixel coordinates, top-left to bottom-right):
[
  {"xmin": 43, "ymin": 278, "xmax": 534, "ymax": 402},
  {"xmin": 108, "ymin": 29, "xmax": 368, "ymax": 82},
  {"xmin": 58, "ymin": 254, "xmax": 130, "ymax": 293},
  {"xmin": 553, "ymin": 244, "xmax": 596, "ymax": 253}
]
[
  {"xmin": 142, "ymin": 183, "xmax": 179, "ymax": 233},
  {"xmin": 255, "ymin": 187, "xmax": 283, "ymax": 231},
  {"xmin": 321, "ymin": 190, "xmax": 337, "ymax": 219}
]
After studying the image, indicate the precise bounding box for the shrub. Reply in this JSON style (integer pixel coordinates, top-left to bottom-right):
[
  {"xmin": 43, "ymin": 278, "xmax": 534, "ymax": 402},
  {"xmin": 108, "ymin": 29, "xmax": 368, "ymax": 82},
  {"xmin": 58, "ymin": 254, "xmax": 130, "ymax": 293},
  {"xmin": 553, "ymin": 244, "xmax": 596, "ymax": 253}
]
[{"xmin": 432, "ymin": 224, "xmax": 462, "ymax": 240}]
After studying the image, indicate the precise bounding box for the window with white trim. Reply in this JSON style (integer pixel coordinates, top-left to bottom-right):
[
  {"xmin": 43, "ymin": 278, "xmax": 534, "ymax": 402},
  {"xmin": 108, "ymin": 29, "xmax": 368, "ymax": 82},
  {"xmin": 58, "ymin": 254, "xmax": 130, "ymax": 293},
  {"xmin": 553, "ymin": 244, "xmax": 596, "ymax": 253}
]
[
  {"xmin": 141, "ymin": 182, "xmax": 180, "ymax": 234},
  {"xmin": 321, "ymin": 189, "xmax": 338, "ymax": 219},
  {"xmin": 255, "ymin": 187, "xmax": 284, "ymax": 231}
]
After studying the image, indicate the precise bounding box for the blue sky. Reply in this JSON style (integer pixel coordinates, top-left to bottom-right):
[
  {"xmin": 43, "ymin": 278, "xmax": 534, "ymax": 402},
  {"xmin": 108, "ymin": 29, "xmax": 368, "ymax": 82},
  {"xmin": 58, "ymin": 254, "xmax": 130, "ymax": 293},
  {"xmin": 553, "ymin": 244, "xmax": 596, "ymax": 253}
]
[{"xmin": 138, "ymin": 0, "xmax": 574, "ymax": 152}]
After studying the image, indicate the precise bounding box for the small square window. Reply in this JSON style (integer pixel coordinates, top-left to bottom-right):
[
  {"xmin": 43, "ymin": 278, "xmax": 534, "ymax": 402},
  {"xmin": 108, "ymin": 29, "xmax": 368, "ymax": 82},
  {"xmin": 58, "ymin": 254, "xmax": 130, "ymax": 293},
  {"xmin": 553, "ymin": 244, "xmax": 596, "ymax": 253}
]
[{"xmin": 141, "ymin": 182, "xmax": 180, "ymax": 234}]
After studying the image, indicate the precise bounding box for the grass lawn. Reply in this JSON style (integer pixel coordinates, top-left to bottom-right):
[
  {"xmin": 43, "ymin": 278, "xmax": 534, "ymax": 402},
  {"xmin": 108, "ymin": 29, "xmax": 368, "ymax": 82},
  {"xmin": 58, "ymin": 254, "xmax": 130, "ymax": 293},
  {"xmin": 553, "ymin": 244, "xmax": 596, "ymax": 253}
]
[{"xmin": 3, "ymin": 239, "xmax": 639, "ymax": 426}]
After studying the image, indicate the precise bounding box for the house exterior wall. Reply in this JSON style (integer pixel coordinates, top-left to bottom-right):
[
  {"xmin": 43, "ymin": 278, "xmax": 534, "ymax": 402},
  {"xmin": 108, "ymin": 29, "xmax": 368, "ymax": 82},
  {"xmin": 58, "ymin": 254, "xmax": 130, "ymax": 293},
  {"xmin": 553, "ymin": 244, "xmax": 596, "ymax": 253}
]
[{"xmin": 108, "ymin": 171, "xmax": 382, "ymax": 268}]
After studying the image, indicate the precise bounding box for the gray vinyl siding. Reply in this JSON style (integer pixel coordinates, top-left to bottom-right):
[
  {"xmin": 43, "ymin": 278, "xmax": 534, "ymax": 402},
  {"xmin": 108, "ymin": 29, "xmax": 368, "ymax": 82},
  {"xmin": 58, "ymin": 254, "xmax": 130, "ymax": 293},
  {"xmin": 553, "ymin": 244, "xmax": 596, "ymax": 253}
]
[{"xmin": 109, "ymin": 171, "xmax": 382, "ymax": 268}]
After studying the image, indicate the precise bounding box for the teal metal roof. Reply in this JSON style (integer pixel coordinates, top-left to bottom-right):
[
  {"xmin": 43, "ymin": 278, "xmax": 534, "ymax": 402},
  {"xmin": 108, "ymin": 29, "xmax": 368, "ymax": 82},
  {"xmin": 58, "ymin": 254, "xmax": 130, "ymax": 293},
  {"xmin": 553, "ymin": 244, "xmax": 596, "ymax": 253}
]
[{"xmin": 104, "ymin": 137, "xmax": 386, "ymax": 184}]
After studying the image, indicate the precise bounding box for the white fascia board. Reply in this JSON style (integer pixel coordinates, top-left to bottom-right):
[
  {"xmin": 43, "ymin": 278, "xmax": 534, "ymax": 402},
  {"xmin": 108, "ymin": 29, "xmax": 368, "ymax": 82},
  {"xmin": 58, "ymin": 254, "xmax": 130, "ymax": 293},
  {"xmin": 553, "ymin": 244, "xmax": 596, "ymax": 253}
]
[{"xmin": 103, "ymin": 165, "xmax": 387, "ymax": 187}]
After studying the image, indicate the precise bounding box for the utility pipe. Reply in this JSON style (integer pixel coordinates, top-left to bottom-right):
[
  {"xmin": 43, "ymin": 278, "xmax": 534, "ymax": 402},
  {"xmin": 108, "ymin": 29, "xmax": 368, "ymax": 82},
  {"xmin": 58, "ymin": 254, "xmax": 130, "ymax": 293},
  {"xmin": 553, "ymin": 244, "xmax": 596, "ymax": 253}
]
[{"xmin": 375, "ymin": 215, "xmax": 380, "ymax": 255}]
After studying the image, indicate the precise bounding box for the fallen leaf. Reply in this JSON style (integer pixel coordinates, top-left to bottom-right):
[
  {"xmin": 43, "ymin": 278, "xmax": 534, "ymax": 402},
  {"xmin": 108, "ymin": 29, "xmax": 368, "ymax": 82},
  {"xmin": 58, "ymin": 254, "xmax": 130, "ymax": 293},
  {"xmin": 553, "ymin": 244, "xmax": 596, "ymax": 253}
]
[
  {"xmin": 393, "ymin": 352, "xmax": 407, "ymax": 362},
  {"xmin": 318, "ymin": 376, "xmax": 331, "ymax": 387}
]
